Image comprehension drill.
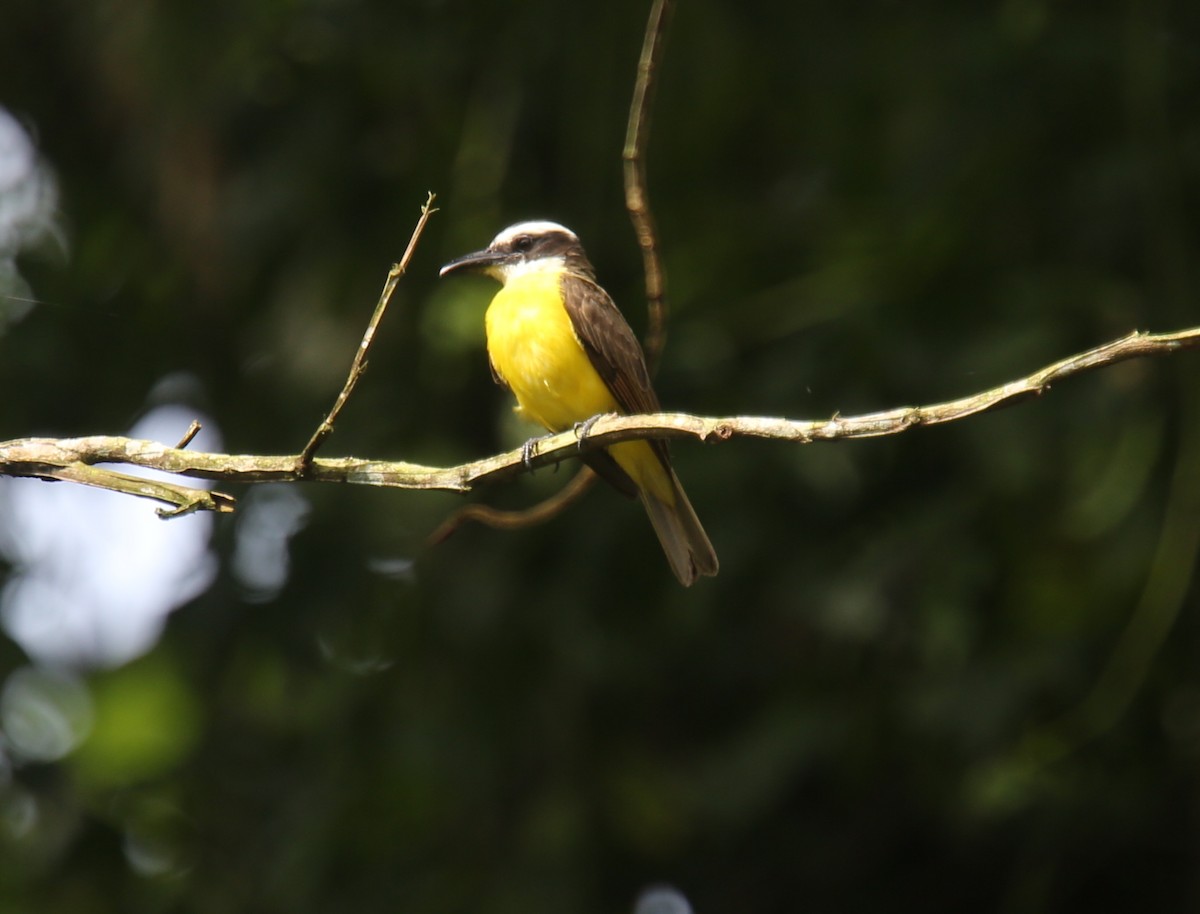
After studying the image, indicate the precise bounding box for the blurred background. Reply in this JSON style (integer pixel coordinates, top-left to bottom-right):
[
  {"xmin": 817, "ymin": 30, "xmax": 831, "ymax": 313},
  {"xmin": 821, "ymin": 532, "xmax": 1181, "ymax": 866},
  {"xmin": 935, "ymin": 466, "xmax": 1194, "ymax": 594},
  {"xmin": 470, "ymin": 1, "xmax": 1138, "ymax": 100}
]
[{"xmin": 1, "ymin": 0, "xmax": 1199, "ymax": 911}]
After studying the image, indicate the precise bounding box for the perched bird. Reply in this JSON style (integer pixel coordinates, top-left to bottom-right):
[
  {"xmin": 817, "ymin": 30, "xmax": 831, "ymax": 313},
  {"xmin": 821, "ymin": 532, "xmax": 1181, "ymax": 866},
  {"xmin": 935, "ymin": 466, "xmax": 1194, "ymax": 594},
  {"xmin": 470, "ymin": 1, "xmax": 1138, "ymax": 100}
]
[{"xmin": 440, "ymin": 220, "xmax": 718, "ymax": 586}]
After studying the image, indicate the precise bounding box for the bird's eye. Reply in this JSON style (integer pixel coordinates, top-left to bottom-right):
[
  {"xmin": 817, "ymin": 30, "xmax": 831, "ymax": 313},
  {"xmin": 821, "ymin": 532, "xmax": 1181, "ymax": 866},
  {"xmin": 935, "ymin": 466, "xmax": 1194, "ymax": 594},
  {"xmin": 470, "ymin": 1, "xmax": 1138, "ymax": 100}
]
[{"xmin": 513, "ymin": 235, "xmax": 534, "ymax": 253}]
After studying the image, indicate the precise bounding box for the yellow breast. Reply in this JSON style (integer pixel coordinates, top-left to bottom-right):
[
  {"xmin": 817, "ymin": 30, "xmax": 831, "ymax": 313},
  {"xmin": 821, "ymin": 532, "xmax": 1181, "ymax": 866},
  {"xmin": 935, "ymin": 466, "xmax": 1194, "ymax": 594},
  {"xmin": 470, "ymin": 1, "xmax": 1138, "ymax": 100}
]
[{"xmin": 484, "ymin": 270, "xmax": 619, "ymax": 432}]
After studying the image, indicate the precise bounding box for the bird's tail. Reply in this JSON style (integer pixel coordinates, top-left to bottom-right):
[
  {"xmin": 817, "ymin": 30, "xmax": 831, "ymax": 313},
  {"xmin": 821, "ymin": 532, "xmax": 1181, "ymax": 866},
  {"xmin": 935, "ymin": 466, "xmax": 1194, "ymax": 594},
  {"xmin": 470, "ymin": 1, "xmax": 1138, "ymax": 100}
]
[{"xmin": 639, "ymin": 468, "xmax": 719, "ymax": 587}]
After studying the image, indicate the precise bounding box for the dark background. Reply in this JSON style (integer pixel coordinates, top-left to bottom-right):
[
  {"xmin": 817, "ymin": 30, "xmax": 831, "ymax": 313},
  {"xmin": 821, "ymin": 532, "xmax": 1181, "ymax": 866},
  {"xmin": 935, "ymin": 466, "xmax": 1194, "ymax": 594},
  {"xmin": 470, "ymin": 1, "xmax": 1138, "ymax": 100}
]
[{"xmin": 2, "ymin": 1, "xmax": 1200, "ymax": 911}]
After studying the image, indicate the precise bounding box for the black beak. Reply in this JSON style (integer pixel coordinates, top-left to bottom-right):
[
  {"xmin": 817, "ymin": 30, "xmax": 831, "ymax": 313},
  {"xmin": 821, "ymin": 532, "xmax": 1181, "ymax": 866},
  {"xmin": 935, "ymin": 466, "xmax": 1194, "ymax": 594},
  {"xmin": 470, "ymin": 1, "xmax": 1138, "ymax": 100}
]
[{"xmin": 439, "ymin": 247, "xmax": 505, "ymax": 278}]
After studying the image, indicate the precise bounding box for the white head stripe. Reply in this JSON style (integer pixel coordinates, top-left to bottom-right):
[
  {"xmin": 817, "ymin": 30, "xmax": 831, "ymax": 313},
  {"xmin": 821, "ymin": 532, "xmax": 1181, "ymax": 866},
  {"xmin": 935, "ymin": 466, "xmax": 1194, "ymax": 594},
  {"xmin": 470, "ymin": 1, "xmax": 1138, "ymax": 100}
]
[{"xmin": 490, "ymin": 220, "xmax": 578, "ymax": 247}]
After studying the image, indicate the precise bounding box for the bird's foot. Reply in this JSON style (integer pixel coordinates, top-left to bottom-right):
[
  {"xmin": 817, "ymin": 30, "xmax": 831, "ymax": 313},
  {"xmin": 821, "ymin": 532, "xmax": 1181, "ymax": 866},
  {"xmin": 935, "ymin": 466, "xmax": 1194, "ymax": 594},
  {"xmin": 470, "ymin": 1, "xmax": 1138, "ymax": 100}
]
[
  {"xmin": 521, "ymin": 431, "xmax": 557, "ymax": 471},
  {"xmin": 573, "ymin": 413, "xmax": 607, "ymax": 450}
]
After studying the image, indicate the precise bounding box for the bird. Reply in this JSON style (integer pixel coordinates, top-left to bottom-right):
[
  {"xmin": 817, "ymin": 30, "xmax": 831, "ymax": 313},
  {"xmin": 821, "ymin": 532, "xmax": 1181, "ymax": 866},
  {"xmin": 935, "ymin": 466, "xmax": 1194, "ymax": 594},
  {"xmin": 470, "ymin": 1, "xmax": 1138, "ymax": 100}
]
[{"xmin": 439, "ymin": 220, "xmax": 718, "ymax": 586}]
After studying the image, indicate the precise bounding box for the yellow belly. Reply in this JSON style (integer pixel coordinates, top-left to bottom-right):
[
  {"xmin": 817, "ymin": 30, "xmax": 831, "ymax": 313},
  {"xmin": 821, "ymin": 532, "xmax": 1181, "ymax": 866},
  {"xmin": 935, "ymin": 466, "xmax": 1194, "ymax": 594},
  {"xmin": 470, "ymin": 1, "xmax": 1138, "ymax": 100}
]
[
  {"xmin": 484, "ymin": 270, "xmax": 673, "ymax": 504},
  {"xmin": 485, "ymin": 271, "xmax": 618, "ymax": 431}
]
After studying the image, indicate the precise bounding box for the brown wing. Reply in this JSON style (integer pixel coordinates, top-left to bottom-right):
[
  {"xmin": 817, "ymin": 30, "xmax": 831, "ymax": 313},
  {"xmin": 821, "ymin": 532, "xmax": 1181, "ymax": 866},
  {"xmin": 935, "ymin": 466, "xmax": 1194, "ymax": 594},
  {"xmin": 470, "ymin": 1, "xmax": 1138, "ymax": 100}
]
[
  {"xmin": 560, "ymin": 273, "xmax": 660, "ymax": 415},
  {"xmin": 560, "ymin": 273, "xmax": 671, "ymax": 470}
]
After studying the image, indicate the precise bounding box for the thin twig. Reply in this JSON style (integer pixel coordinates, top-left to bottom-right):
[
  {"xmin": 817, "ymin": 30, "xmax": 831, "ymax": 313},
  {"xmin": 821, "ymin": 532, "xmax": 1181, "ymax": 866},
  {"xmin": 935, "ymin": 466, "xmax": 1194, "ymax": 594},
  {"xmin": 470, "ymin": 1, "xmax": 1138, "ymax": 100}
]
[
  {"xmin": 623, "ymin": 0, "xmax": 672, "ymax": 372},
  {"xmin": 297, "ymin": 192, "xmax": 438, "ymax": 470},
  {"xmin": 4, "ymin": 327, "xmax": 1197, "ymax": 512},
  {"xmin": 36, "ymin": 462, "xmax": 237, "ymax": 516},
  {"xmin": 175, "ymin": 421, "xmax": 202, "ymax": 449},
  {"xmin": 427, "ymin": 467, "xmax": 597, "ymax": 544}
]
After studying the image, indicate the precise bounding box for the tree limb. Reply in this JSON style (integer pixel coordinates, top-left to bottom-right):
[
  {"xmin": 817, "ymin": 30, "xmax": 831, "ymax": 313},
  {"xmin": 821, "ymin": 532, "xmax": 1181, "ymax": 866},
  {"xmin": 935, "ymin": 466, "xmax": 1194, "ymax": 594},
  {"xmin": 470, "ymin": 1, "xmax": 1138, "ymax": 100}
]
[{"xmin": 3, "ymin": 327, "xmax": 1196, "ymax": 514}]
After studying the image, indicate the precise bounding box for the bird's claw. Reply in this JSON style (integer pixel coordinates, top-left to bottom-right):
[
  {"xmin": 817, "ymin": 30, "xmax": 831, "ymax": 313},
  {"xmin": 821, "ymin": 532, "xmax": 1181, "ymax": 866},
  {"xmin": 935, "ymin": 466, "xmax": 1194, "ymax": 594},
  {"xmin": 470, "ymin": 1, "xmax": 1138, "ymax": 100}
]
[
  {"xmin": 573, "ymin": 413, "xmax": 606, "ymax": 450},
  {"xmin": 521, "ymin": 437, "xmax": 538, "ymax": 471},
  {"xmin": 521, "ymin": 431, "xmax": 558, "ymax": 471}
]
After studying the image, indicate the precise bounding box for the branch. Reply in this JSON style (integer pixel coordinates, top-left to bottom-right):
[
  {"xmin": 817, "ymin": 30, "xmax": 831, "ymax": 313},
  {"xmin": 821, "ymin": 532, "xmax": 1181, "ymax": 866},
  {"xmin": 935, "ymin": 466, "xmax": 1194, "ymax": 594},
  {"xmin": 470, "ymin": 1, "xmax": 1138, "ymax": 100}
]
[
  {"xmin": 623, "ymin": 0, "xmax": 672, "ymax": 371},
  {"xmin": 427, "ymin": 466, "xmax": 598, "ymax": 544},
  {"xmin": 30, "ymin": 462, "xmax": 236, "ymax": 517},
  {"xmin": 297, "ymin": 193, "xmax": 438, "ymax": 469},
  {"xmin": 3, "ymin": 327, "xmax": 1197, "ymax": 513}
]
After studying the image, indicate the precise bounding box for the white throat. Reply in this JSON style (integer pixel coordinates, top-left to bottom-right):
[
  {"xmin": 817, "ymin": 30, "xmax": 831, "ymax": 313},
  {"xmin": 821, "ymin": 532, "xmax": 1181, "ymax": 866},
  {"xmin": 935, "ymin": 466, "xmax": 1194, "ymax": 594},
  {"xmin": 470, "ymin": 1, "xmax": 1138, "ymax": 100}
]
[{"xmin": 493, "ymin": 255, "xmax": 566, "ymax": 283}]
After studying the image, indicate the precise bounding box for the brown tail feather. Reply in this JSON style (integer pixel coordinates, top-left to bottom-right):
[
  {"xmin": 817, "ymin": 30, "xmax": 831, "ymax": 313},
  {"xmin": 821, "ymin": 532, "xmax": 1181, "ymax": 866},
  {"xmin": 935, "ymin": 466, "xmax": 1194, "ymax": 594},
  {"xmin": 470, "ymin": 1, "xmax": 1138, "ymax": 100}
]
[{"xmin": 639, "ymin": 469, "xmax": 718, "ymax": 587}]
